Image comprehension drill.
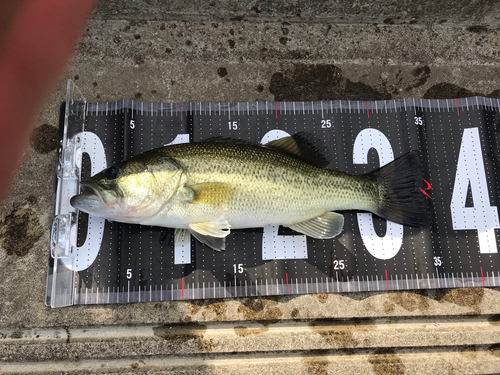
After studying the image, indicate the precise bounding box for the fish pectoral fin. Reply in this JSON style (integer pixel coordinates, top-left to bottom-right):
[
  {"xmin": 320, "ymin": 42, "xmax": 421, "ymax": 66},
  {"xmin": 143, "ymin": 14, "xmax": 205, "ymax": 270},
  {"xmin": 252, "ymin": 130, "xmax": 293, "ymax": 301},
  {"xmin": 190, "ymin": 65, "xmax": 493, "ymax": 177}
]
[
  {"xmin": 189, "ymin": 230, "xmax": 226, "ymax": 252},
  {"xmin": 287, "ymin": 212, "xmax": 344, "ymax": 239},
  {"xmin": 188, "ymin": 182, "xmax": 235, "ymax": 206}
]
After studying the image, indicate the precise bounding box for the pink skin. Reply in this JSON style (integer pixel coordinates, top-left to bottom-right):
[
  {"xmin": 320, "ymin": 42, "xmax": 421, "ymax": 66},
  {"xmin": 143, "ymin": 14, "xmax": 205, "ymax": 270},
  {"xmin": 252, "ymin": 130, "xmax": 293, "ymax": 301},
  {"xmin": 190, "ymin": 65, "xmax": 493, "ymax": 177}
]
[{"xmin": 0, "ymin": 0, "xmax": 96, "ymax": 200}]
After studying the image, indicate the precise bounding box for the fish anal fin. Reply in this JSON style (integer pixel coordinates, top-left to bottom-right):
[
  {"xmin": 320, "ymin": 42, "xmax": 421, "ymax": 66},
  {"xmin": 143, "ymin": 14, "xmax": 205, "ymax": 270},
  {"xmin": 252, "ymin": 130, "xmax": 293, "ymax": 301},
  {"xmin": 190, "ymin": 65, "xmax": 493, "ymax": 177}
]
[
  {"xmin": 264, "ymin": 132, "xmax": 331, "ymax": 168},
  {"xmin": 287, "ymin": 212, "xmax": 344, "ymax": 239},
  {"xmin": 189, "ymin": 182, "xmax": 235, "ymax": 206}
]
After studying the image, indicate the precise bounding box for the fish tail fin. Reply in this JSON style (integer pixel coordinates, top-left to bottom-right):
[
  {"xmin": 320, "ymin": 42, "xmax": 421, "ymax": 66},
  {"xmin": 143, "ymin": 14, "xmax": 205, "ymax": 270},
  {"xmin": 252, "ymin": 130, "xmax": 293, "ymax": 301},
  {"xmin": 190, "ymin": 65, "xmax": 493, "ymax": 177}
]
[{"xmin": 368, "ymin": 151, "xmax": 429, "ymax": 227}]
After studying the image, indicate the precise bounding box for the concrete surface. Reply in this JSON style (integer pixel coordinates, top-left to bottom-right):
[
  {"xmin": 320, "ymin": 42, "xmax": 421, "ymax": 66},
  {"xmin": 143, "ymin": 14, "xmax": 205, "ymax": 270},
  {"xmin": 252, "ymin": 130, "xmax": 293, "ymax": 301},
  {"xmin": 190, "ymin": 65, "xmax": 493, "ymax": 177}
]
[{"xmin": 1, "ymin": 1, "xmax": 500, "ymax": 374}]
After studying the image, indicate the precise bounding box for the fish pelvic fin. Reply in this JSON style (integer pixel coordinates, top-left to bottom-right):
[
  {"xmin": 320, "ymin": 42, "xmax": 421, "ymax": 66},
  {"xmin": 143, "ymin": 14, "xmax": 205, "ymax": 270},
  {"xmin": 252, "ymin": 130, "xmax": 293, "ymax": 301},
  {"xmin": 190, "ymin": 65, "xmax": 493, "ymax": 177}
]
[
  {"xmin": 287, "ymin": 212, "xmax": 344, "ymax": 239},
  {"xmin": 188, "ymin": 217, "xmax": 230, "ymax": 251},
  {"xmin": 175, "ymin": 227, "xmax": 226, "ymax": 251},
  {"xmin": 369, "ymin": 151, "xmax": 430, "ymax": 227},
  {"xmin": 174, "ymin": 228, "xmax": 190, "ymax": 247},
  {"xmin": 189, "ymin": 217, "xmax": 231, "ymax": 238},
  {"xmin": 188, "ymin": 229, "xmax": 227, "ymax": 251}
]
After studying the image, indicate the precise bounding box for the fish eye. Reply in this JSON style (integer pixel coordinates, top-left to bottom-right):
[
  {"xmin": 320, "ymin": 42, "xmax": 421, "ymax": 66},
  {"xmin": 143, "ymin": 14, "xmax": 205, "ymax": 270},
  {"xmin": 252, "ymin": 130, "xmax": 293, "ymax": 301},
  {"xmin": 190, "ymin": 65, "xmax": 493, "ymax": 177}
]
[{"xmin": 105, "ymin": 166, "xmax": 121, "ymax": 180}]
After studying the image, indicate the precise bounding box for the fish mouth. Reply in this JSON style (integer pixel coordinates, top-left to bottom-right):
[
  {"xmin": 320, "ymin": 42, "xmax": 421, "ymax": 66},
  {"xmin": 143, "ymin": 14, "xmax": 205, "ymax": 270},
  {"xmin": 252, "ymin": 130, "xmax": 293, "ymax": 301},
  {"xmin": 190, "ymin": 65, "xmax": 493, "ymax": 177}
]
[{"xmin": 70, "ymin": 181, "xmax": 121, "ymax": 213}]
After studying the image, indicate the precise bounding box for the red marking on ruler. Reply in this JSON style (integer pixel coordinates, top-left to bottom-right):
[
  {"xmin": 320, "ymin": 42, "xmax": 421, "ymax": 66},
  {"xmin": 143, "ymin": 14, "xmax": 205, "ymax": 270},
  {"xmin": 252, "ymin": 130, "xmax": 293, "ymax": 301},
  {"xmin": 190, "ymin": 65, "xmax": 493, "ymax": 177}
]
[
  {"xmin": 286, "ymin": 273, "xmax": 289, "ymax": 294},
  {"xmin": 420, "ymin": 178, "xmax": 433, "ymax": 199},
  {"xmin": 481, "ymin": 267, "xmax": 484, "ymax": 286},
  {"xmin": 456, "ymin": 98, "xmax": 459, "ymax": 116},
  {"xmin": 385, "ymin": 270, "xmax": 389, "ymax": 290},
  {"xmin": 180, "ymin": 103, "xmax": 183, "ymax": 121},
  {"xmin": 366, "ymin": 101, "xmax": 369, "ymax": 118},
  {"xmin": 182, "ymin": 278, "xmax": 185, "ymax": 300},
  {"xmin": 275, "ymin": 101, "xmax": 278, "ymax": 119}
]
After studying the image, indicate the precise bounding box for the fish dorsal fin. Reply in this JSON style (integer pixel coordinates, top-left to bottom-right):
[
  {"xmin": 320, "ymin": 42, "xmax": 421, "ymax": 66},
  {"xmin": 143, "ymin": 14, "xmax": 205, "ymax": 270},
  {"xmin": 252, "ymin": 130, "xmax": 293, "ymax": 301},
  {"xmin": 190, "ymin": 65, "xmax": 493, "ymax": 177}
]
[
  {"xmin": 264, "ymin": 132, "xmax": 331, "ymax": 168},
  {"xmin": 200, "ymin": 137, "xmax": 257, "ymax": 147},
  {"xmin": 287, "ymin": 212, "xmax": 344, "ymax": 239}
]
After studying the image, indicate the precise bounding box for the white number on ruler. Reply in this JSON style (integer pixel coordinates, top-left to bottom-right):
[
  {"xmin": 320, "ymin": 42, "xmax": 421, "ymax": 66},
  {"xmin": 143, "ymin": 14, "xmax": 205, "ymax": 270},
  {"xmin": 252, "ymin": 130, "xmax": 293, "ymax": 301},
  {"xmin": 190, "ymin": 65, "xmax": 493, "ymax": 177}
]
[
  {"xmin": 165, "ymin": 134, "xmax": 193, "ymax": 264},
  {"xmin": 450, "ymin": 127, "xmax": 499, "ymax": 253},
  {"xmin": 126, "ymin": 269, "xmax": 132, "ymax": 279},
  {"xmin": 130, "ymin": 119, "xmax": 135, "ymax": 129},
  {"xmin": 70, "ymin": 131, "xmax": 107, "ymax": 272},
  {"xmin": 353, "ymin": 128, "xmax": 404, "ymax": 260},
  {"xmin": 228, "ymin": 121, "xmax": 238, "ymax": 130},
  {"xmin": 261, "ymin": 129, "xmax": 308, "ymax": 260},
  {"xmin": 333, "ymin": 260, "xmax": 345, "ymax": 270},
  {"xmin": 321, "ymin": 119, "xmax": 332, "ymax": 128},
  {"xmin": 414, "ymin": 116, "xmax": 423, "ymax": 126},
  {"xmin": 433, "ymin": 257, "xmax": 442, "ymax": 266},
  {"xmin": 233, "ymin": 264, "xmax": 244, "ymax": 273}
]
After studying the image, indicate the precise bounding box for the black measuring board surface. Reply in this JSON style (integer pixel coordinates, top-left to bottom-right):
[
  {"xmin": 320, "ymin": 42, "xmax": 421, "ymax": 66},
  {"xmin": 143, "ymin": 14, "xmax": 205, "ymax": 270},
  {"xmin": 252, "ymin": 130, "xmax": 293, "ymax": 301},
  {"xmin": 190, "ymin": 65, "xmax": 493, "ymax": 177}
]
[{"xmin": 48, "ymin": 97, "xmax": 500, "ymax": 306}]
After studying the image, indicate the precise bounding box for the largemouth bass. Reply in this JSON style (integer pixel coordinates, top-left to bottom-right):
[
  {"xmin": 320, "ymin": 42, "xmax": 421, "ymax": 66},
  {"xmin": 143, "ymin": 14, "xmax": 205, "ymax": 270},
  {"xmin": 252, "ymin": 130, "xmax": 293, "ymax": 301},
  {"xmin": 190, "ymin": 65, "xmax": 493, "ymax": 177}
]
[{"xmin": 70, "ymin": 132, "xmax": 428, "ymax": 251}]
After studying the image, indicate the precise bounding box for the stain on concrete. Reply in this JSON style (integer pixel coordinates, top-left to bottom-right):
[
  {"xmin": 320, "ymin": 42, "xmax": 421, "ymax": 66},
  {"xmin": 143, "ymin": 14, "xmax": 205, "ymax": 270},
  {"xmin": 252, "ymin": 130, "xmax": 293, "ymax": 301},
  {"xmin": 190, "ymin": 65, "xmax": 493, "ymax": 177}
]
[
  {"xmin": 467, "ymin": 25, "xmax": 489, "ymax": 33},
  {"xmin": 134, "ymin": 55, "xmax": 145, "ymax": 65},
  {"xmin": 489, "ymin": 343, "xmax": 500, "ymax": 358},
  {"xmin": 368, "ymin": 348, "xmax": 405, "ymax": 375},
  {"xmin": 303, "ymin": 356, "xmax": 329, "ymax": 375},
  {"xmin": 316, "ymin": 294, "xmax": 328, "ymax": 304},
  {"xmin": 0, "ymin": 205, "xmax": 43, "ymax": 257},
  {"xmin": 238, "ymin": 297, "xmax": 283, "ymax": 321},
  {"xmin": 64, "ymin": 326, "xmax": 71, "ymax": 344},
  {"xmin": 435, "ymin": 288, "xmax": 484, "ymax": 314},
  {"xmin": 322, "ymin": 330, "xmax": 358, "ymax": 348},
  {"xmin": 269, "ymin": 64, "xmax": 343, "ymax": 101},
  {"xmin": 153, "ymin": 322, "xmax": 216, "ymax": 352},
  {"xmin": 234, "ymin": 325, "xmax": 269, "ymax": 336},
  {"xmin": 186, "ymin": 299, "xmax": 227, "ymax": 321},
  {"xmin": 205, "ymin": 300, "xmax": 227, "ymax": 320},
  {"xmin": 228, "ymin": 39, "xmax": 235, "ymax": 48},
  {"xmin": 269, "ymin": 64, "xmax": 390, "ymax": 101},
  {"xmin": 310, "ymin": 319, "xmax": 376, "ymax": 348},
  {"xmin": 488, "ymin": 89, "xmax": 500, "ymax": 98},
  {"xmin": 187, "ymin": 300, "xmax": 204, "ymax": 315},
  {"xmin": 423, "ymin": 83, "xmax": 477, "ymax": 99},
  {"xmin": 343, "ymin": 79, "xmax": 391, "ymax": 100},
  {"xmin": 30, "ymin": 124, "xmax": 58, "ymax": 154},
  {"xmin": 458, "ymin": 344, "xmax": 478, "ymax": 360},
  {"xmin": 217, "ymin": 67, "xmax": 228, "ymax": 77},
  {"xmin": 405, "ymin": 65, "xmax": 431, "ymax": 91},
  {"xmin": 9, "ymin": 331, "xmax": 22, "ymax": 339},
  {"xmin": 291, "ymin": 308, "xmax": 300, "ymax": 319},
  {"xmin": 384, "ymin": 291, "xmax": 430, "ymax": 313},
  {"xmin": 487, "ymin": 315, "xmax": 500, "ymax": 325}
]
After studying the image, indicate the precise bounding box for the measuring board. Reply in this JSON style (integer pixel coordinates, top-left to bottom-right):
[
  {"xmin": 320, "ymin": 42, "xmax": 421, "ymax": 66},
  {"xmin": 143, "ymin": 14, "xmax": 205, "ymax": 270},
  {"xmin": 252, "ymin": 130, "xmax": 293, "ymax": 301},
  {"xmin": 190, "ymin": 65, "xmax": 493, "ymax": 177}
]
[{"xmin": 46, "ymin": 80, "xmax": 500, "ymax": 307}]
